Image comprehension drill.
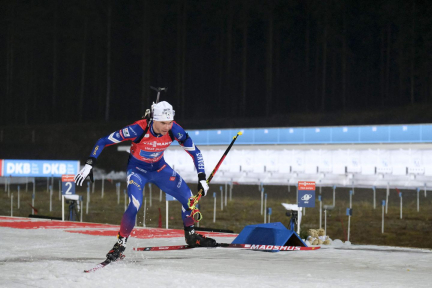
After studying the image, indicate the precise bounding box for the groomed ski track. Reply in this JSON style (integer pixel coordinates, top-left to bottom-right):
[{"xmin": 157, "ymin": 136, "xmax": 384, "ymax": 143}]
[{"xmin": 1, "ymin": 216, "xmax": 431, "ymax": 288}]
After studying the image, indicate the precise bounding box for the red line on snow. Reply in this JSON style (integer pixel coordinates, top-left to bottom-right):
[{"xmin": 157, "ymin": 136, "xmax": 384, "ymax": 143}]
[{"xmin": 0, "ymin": 217, "xmax": 236, "ymax": 239}]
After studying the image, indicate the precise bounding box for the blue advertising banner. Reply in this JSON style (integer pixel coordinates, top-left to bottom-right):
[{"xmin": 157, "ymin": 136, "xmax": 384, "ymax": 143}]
[
  {"xmin": 298, "ymin": 181, "xmax": 316, "ymax": 208},
  {"xmin": 1, "ymin": 159, "xmax": 80, "ymax": 177},
  {"xmin": 172, "ymin": 124, "xmax": 432, "ymax": 146}
]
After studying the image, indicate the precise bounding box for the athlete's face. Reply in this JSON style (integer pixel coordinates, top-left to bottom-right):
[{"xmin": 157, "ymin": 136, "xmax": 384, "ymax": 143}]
[{"xmin": 153, "ymin": 120, "xmax": 173, "ymax": 135}]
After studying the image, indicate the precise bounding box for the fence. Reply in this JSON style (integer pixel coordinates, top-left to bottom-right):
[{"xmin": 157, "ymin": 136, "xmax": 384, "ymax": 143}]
[{"xmin": 161, "ymin": 146, "xmax": 432, "ymax": 190}]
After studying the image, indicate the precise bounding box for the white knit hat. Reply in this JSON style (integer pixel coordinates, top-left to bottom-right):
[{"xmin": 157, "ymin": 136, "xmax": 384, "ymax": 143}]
[{"xmin": 152, "ymin": 101, "xmax": 175, "ymax": 121}]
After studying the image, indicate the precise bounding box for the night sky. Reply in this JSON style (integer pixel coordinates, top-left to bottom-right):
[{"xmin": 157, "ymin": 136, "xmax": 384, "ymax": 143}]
[{"xmin": 1, "ymin": 0, "xmax": 432, "ymax": 128}]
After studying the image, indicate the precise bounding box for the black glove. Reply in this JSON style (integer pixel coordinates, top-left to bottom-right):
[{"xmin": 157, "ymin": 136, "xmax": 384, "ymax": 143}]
[{"xmin": 197, "ymin": 173, "xmax": 209, "ymax": 196}]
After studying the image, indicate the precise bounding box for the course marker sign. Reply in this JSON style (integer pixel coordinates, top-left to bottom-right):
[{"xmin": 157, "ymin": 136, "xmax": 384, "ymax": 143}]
[
  {"xmin": 62, "ymin": 175, "xmax": 76, "ymax": 195},
  {"xmin": 298, "ymin": 181, "xmax": 315, "ymax": 208}
]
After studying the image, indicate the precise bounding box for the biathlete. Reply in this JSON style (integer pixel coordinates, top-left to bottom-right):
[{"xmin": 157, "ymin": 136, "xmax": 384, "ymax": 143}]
[{"xmin": 74, "ymin": 101, "xmax": 216, "ymax": 261}]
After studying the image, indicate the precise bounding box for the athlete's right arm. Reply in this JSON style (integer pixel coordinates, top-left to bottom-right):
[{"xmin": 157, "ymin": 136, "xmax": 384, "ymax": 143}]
[
  {"xmin": 76, "ymin": 121, "xmax": 145, "ymax": 186},
  {"xmin": 89, "ymin": 123, "xmax": 145, "ymax": 159}
]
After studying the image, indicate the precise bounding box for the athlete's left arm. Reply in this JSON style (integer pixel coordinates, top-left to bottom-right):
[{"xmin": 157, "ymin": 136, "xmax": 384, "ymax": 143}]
[{"xmin": 171, "ymin": 122, "xmax": 205, "ymax": 174}]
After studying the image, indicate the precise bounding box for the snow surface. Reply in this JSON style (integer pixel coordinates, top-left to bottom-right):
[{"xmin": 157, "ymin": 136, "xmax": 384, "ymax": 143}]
[{"xmin": 1, "ymin": 217, "xmax": 431, "ymax": 288}]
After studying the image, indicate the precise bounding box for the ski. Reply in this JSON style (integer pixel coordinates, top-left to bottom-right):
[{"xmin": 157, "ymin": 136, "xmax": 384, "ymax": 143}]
[
  {"xmin": 133, "ymin": 243, "xmax": 320, "ymax": 252},
  {"xmin": 84, "ymin": 254, "xmax": 125, "ymax": 273}
]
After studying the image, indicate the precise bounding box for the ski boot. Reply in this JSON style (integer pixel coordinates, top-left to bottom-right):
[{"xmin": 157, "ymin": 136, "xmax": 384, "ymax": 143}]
[
  {"xmin": 106, "ymin": 233, "xmax": 128, "ymax": 262},
  {"xmin": 184, "ymin": 225, "xmax": 217, "ymax": 248}
]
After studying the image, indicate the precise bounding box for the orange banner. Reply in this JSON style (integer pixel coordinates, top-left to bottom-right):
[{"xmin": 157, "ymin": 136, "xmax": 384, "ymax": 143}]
[
  {"xmin": 298, "ymin": 181, "xmax": 315, "ymax": 190},
  {"xmin": 62, "ymin": 174, "xmax": 75, "ymax": 182}
]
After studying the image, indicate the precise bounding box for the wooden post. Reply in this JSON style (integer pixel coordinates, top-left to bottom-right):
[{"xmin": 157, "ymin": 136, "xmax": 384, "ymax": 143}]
[
  {"xmin": 149, "ymin": 184, "xmax": 152, "ymax": 207},
  {"xmin": 62, "ymin": 195, "xmax": 65, "ymax": 221},
  {"xmin": 49, "ymin": 185, "xmax": 52, "ymax": 212},
  {"xmin": 333, "ymin": 185, "xmax": 336, "ymax": 207},
  {"xmin": 213, "ymin": 192, "xmax": 216, "ymax": 223},
  {"xmin": 260, "ymin": 187, "xmax": 264, "ymax": 215},
  {"xmin": 417, "ymin": 188, "xmax": 420, "ymax": 212},
  {"xmin": 166, "ymin": 200, "xmax": 169, "ymax": 229},
  {"xmin": 319, "ymin": 195, "xmax": 322, "ymax": 228},
  {"xmin": 382, "ymin": 200, "xmax": 385, "ymax": 233},
  {"xmin": 143, "ymin": 198, "xmax": 147, "ymax": 227},
  {"xmin": 324, "ymin": 209, "xmax": 327, "ymax": 236},
  {"xmin": 399, "ymin": 191, "xmax": 403, "ymax": 219},
  {"xmin": 32, "ymin": 193, "xmax": 35, "ymax": 215},
  {"xmin": 124, "ymin": 189, "xmax": 127, "ymax": 211},
  {"xmin": 221, "ymin": 188, "xmax": 224, "ymax": 211},
  {"xmin": 385, "ymin": 183, "xmax": 389, "ymax": 214},
  {"xmin": 86, "ymin": 184, "xmax": 90, "ymax": 214},
  {"xmin": 101, "ymin": 176, "xmax": 105, "ymax": 198}
]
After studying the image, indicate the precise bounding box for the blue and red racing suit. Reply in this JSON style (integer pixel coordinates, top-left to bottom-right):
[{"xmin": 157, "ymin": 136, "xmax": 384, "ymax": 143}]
[{"xmin": 89, "ymin": 119, "xmax": 205, "ymax": 237}]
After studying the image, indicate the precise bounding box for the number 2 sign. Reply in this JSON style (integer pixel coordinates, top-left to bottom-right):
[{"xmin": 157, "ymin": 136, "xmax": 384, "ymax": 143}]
[{"xmin": 62, "ymin": 175, "xmax": 76, "ymax": 195}]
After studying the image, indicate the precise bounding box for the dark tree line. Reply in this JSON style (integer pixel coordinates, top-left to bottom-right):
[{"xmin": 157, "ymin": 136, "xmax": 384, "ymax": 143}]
[{"xmin": 1, "ymin": 0, "xmax": 432, "ymax": 126}]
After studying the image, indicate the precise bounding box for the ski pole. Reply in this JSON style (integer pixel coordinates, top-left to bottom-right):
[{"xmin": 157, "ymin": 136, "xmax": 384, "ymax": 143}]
[{"xmin": 188, "ymin": 131, "xmax": 243, "ymax": 221}]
